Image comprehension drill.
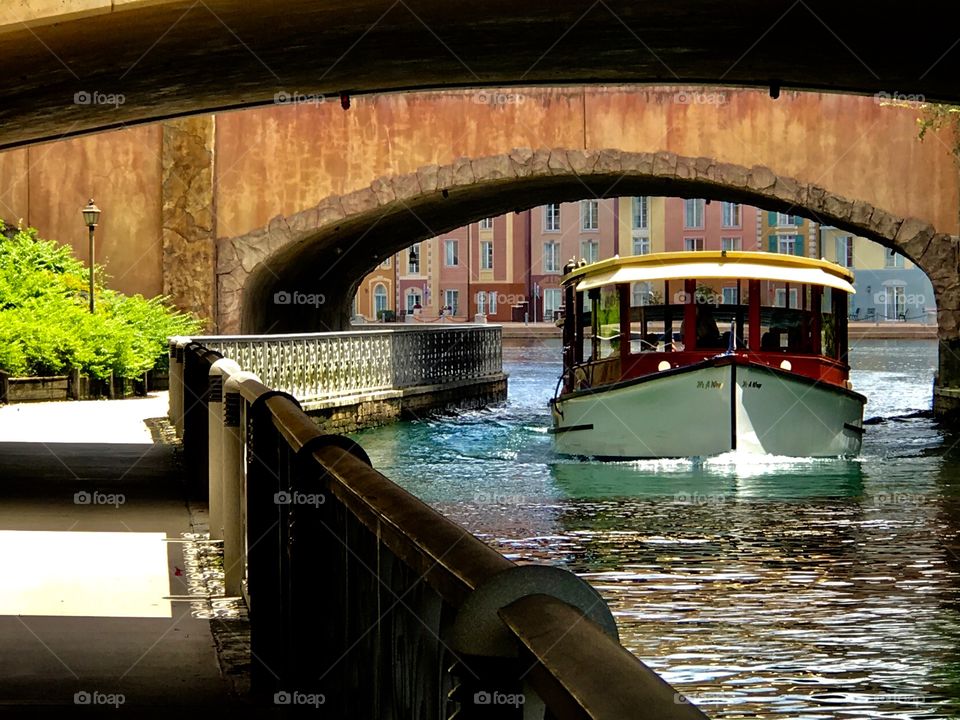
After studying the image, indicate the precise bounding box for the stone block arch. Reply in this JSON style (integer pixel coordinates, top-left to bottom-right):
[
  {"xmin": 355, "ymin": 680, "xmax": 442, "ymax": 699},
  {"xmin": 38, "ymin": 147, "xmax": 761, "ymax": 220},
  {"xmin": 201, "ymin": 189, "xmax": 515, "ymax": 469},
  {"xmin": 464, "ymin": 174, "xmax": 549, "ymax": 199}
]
[{"xmin": 217, "ymin": 148, "xmax": 952, "ymax": 330}]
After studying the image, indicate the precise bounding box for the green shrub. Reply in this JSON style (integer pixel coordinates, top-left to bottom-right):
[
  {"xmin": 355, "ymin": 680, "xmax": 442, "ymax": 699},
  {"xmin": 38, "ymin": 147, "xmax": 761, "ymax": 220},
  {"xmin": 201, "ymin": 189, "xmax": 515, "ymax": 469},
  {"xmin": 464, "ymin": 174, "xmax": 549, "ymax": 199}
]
[{"xmin": 0, "ymin": 223, "xmax": 202, "ymax": 379}]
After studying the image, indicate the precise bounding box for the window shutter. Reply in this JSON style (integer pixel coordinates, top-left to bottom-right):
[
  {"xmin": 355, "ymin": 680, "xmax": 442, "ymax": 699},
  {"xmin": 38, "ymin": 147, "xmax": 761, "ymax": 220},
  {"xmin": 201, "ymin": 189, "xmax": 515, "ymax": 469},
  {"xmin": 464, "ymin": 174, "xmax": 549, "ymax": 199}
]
[
  {"xmin": 768, "ymin": 211, "xmax": 777, "ymax": 226},
  {"xmin": 793, "ymin": 215, "xmax": 804, "ymax": 226},
  {"xmin": 768, "ymin": 234, "xmax": 777, "ymax": 253},
  {"xmin": 794, "ymin": 234, "xmax": 805, "ymax": 256}
]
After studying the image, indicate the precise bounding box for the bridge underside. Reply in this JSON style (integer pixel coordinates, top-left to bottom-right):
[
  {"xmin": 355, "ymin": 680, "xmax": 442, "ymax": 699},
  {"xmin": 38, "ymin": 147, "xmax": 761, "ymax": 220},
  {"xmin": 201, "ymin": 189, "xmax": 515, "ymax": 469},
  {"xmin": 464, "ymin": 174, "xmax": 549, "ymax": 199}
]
[{"xmin": 3, "ymin": 0, "xmax": 960, "ymax": 149}]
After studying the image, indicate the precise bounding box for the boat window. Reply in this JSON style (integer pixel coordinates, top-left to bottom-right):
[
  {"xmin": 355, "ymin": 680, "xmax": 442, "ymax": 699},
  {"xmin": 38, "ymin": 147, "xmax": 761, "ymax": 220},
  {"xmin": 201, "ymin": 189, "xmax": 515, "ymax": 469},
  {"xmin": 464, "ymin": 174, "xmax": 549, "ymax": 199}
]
[
  {"xmin": 747, "ymin": 283, "xmax": 844, "ymax": 359},
  {"xmin": 594, "ymin": 285, "xmax": 621, "ymax": 360},
  {"xmin": 562, "ymin": 275, "xmax": 847, "ymax": 392}
]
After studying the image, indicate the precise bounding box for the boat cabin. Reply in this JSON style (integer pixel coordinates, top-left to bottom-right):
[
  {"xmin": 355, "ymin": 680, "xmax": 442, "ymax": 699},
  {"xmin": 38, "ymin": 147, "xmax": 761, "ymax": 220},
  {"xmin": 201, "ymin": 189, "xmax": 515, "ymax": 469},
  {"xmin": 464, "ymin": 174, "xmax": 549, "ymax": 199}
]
[{"xmin": 558, "ymin": 251, "xmax": 856, "ymax": 395}]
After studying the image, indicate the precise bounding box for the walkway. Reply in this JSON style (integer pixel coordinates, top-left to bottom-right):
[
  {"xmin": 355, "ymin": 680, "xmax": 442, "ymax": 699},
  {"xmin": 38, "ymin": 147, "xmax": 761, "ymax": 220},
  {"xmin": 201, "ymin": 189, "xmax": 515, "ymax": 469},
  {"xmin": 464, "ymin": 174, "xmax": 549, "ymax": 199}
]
[{"xmin": 0, "ymin": 393, "xmax": 237, "ymax": 713}]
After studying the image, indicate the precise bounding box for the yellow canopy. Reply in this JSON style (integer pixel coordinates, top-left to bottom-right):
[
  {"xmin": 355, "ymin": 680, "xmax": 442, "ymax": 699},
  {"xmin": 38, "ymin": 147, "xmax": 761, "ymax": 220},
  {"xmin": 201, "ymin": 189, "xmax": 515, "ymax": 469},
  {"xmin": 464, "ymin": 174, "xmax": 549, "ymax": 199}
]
[{"xmin": 566, "ymin": 251, "xmax": 856, "ymax": 294}]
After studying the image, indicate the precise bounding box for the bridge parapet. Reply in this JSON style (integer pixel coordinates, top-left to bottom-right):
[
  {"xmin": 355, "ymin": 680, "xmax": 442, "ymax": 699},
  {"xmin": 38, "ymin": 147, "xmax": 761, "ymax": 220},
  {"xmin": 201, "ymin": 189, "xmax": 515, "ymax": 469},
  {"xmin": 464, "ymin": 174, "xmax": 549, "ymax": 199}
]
[
  {"xmin": 168, "ymin": 338, "xmax": 709, "ymax": 719},
  {"xmin": 186, "ymin": 324, "xmax": 503, "ymax": 409}
]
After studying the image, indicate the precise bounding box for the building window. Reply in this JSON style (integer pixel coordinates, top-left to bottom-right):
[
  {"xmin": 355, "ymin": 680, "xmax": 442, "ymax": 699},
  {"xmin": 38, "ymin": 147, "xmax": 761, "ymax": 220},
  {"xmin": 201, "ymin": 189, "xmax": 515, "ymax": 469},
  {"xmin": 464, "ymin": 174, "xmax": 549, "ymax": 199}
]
[
  {"xmin": 479, "ymin": 217, "xmax": 493, "ymax": 230},
  {"xmin": 580, "ymin": 199, "xmax": 599, "ymax": 231},
  {"xmin": 721, "ymin": 202, "xmax": 741, "ymax": 228},
  {"xmin": 885, "ymin": 249, "xmax": 905, "ymax": 268},
  {"xmin": 632, "ymin": 197, "xmax": 648, "ymax": 229},
  {"xmin": 721, "ymin": 286, "xmax": 739, "ymax": 305},
  {"xmin": 476, "ymin": 290, "xmax": 486, "ymax": 315},
  {"xmin": 721, "ymin": 237, "xmax": 742, "ymax": 251},
  {"xmin": 776, "ymin": 212, "xmax": 796, "ymax": 227},
  {"xmin": 684, "ymin": 199, "xmax": 705, "ymax": 229},
  {"xmin": 775, "ymin": 288, "xmax": 799, "ymax": 308},
  {"xmin": 374, "ymin": 283, "xmax": 389, "ymax": 315},
  {"xmin": 444, "ymin": 239, "xmax": 459, "ymax": 266},
  {"xmin": 543, "ymin": 241, "xmax": 560, "ymax": 273},
  {"xmin": 777, "ymin": 235, "xmax": 797, "ymax": 255},
  {"xmin": 444, "ymin": 289, "xmax": 459, "ymax": 315},
  {"xmin": 580, "ymin": 239, "xmax": 599, "ymax": 264},
  {"xmin": 632, "ymin": 235, "xmax": 651, "ymax": 255},
  {"xmin": 405, "ymin": 288, "xmax": 422, "ymax": 312},
  {"xmin": 488, "ymin": 291, "xmax": 498, "ymax": 315},
  {"xmin": 835, "ymin": 236, "xmax": 854, "ymax": 268},
  {"xmin": 544, "ymin": 203, "xmax": 561, "ymax": 232},
  {"xmin": 480, "ymin": 241, "xmax": 494, "ymax": 270},
  {"xmin": 543, "ymin": 288, "xmax": 562, "ymax": 321},
  {"xmin": 684, "ymin": 237, "xmax": 704, "ymax": 251},
  {"xmin": 407, "ymin": 244, "xmax": 420, "ymax": 274},
  {"xmin": 881, "ymin": 284, "xmax": 907, "ymax": 319},
  {"xmin": 632, "ymin": 282, "xmax": 653, "ymax": 306}
]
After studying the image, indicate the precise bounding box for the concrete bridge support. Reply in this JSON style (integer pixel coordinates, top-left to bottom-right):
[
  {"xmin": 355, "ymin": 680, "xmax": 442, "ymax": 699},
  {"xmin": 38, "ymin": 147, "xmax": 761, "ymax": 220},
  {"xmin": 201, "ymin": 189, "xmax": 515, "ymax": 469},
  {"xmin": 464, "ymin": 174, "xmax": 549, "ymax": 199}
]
[{"xmin": 933, "ymin": 264, "xmax": 960, "ymax": 418}]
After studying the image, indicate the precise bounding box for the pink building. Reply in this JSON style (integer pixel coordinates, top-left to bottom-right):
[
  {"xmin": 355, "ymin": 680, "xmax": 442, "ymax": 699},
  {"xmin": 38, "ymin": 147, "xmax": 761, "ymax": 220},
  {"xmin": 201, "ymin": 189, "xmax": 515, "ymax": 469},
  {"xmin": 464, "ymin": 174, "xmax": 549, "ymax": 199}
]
[
  {"xmin": 664, "ymin": 198, "xmax": 759, "ymax": 253},
  {"xmin": 356, "ymin": 196, "xmax": 767, "ymax": 322},
  {"xmin": 528, "ymin": 198, "xmax": 624, "ymax": 321}
]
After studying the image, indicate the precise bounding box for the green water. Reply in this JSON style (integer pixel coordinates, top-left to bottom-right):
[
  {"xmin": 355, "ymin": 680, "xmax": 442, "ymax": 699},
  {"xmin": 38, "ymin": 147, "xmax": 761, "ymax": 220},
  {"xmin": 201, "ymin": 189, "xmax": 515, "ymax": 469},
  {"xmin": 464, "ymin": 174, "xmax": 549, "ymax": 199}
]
[{"xmin": 354, "ymin": 338, "xmax": 960, "ymax": 718}]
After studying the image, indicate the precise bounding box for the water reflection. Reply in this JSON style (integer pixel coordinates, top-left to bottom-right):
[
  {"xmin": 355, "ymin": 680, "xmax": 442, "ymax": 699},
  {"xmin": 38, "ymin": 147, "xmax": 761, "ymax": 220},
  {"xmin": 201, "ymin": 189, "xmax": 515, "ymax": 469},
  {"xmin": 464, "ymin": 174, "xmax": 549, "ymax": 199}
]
[{"xmin": 549, "ymin": 456, "xmax": 865, "ymax": 499}]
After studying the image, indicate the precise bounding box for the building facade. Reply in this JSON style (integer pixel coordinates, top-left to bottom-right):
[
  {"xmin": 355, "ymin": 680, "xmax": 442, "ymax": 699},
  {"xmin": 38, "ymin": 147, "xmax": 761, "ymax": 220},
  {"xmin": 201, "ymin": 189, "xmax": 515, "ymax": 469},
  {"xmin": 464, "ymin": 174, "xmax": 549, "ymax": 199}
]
[
  {"xmin": 663, "ymin": 198, "xmax": 760, "ymax": 253},
  {"xmin": 353, "ymin": 198, "xmax": 934, "ymax": 323},
  {"xmin": 819, "ymin": 227, "xmax": 935, "ymax": 321}
]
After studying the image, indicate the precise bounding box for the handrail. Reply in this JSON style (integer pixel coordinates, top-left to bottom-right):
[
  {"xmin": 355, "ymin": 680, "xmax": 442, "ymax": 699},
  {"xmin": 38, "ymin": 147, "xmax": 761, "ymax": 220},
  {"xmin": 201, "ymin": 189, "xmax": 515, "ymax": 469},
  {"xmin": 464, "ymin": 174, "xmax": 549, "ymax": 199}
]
[
  {"xmin": 170, "ymin": 337, "xmax": 710, "ymax": 719},
  {"xmin": 499, "ymin": 595, "xmax": 709, "ymax": 720},
  {"xmin": 310, "ymin": 443, "xmax": 514, "ymax": 607}
]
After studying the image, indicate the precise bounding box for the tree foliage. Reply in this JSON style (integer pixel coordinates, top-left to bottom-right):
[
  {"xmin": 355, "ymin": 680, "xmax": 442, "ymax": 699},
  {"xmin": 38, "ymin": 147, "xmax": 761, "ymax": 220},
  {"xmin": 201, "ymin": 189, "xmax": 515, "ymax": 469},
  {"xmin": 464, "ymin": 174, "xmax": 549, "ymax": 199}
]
[
  {"xmin": 0, "ymin": 223, "xmax": 201, "ymax": 379},
  {"xmin": 916, "ymin": 103, "xmax": 960, "ymax": 165}
]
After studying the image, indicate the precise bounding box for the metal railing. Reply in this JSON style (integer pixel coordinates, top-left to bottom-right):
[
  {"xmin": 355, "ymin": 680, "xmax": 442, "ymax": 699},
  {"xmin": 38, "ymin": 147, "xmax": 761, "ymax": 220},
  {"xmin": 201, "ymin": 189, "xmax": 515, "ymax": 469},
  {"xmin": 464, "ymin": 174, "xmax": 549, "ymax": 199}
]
[
  {"xmin": 184, "ymin": 325, "xmax": 503, "ymax": 406},
  {"xmin": 168, "ymin": 337, "xmax": 709, "ymax": 719}
]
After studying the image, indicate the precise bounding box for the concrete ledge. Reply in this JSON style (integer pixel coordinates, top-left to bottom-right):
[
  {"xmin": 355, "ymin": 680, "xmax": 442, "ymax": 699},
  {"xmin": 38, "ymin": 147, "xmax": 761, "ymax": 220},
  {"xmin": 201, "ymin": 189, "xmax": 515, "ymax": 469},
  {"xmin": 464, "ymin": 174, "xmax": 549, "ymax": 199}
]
[
  {"xmin": 305, "ymin": 374, "xmax": 508, "ymax": 434},
  {"xmin": 848, "ymin": 323, "xmax": 936, "ymax": 340},
  {"xmin": 500, "ymin": 323, "xmax": 562, "ymax": 339},
  {"xmin": 298, "ymin": 374, "xmax": 507, "ymax": 412},
  {"xmin": 300, "ymin": 388, "xmax": 401, "ymax": 412}
]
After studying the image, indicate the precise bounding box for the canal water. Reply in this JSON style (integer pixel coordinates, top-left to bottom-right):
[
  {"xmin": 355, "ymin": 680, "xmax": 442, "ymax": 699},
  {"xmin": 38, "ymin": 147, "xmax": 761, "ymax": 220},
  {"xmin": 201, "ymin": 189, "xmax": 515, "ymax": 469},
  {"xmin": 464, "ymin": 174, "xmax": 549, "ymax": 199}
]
[{"xmin": 353, "ymin": 338, "xmax": 960, "ymax": 719}]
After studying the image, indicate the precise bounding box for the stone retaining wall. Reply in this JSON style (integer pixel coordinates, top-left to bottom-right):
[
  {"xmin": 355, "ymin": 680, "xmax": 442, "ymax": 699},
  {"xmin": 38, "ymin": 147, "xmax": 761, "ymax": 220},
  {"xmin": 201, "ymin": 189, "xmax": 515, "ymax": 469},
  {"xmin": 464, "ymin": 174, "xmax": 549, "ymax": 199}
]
[{"xmin": 308, "ymin": 376, "xmax": 507, "ymax": 434}]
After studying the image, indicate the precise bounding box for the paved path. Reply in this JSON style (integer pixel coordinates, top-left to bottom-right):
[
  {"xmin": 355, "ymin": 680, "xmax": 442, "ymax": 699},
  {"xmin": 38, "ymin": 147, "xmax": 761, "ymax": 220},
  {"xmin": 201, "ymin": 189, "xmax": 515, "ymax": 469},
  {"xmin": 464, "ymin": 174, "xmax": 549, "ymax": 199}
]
[
  {"xmin": 0, "ymin": 393, "xmax": 238, "ymax": 713},
  {"xmin": 0, "ymin": 393, "xmax": 169, "ymax": 444}
]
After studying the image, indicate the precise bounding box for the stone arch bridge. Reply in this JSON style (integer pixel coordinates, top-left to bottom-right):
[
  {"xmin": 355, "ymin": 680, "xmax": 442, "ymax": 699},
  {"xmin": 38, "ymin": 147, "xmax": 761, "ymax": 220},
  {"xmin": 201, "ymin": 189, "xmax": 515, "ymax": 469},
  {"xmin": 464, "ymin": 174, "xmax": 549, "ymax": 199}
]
[
  {"xmin": 203, "ymin": 87, "xmax": 959, "ymax": 413},
  {"xmin": 2, "ymin": 87, "xmax": 959, "ymax": 411}
]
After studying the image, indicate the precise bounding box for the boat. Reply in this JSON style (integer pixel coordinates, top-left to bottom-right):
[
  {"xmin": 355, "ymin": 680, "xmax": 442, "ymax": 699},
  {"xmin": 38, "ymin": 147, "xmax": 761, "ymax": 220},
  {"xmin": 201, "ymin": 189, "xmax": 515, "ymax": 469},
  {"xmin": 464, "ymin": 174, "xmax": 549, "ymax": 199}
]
[{"xmin": 549, "ymin": 251, "xmax": 865, "ymax": 458}]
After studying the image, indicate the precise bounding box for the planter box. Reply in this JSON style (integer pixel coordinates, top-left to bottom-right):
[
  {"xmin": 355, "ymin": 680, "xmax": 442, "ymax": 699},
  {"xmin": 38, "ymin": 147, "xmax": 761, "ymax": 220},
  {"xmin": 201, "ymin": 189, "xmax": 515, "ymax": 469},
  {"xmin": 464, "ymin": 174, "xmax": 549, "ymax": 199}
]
[
  {"xmin": 0, "ymin": 369, "xmax": 158, "ymax": 404},
  {"xmin": 0, "ymin": 373, "xmax": 69, "ymax": 403}
]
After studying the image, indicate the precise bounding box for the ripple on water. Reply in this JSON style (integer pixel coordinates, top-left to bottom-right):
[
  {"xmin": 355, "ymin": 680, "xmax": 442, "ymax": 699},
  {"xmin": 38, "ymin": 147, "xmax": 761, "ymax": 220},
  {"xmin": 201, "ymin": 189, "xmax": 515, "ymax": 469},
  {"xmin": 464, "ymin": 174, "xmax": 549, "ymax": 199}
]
[{"xmin": 353, "ymin": 339, "xmax": 960, "ymax": 718}]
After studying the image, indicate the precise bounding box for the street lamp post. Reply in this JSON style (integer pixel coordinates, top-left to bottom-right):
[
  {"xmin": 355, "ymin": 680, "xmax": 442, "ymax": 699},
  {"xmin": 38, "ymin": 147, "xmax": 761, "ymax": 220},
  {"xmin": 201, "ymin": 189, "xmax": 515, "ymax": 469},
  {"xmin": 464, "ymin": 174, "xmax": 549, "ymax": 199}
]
[{"xmin": 81, "ymin": 199, "xmax": 101, "ymax": 313}]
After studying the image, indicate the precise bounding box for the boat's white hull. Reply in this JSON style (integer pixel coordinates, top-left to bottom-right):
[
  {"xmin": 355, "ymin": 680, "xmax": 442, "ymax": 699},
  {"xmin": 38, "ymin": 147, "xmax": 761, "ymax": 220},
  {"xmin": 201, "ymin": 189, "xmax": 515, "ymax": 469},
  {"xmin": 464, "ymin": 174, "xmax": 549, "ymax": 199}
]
[{"xmin": 550, "ymin": 361, "xmax": 864, "ymax": 458}]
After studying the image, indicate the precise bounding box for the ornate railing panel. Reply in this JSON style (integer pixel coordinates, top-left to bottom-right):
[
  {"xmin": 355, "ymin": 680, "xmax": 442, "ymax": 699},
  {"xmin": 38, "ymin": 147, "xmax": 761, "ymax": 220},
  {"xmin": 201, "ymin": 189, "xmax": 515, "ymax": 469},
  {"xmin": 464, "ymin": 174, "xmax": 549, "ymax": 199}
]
[{"xmin": 187, "ymin": 325, "xmax": 502, "ymax": 405}]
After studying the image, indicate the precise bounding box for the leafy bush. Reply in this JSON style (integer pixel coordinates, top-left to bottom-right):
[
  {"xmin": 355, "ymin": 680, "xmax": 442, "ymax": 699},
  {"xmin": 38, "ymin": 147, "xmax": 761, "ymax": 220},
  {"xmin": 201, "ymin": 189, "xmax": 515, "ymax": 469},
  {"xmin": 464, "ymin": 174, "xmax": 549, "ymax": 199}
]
[{"xmin": 0, "ymin": 223, "xmax": 201, "ymax": 379}]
